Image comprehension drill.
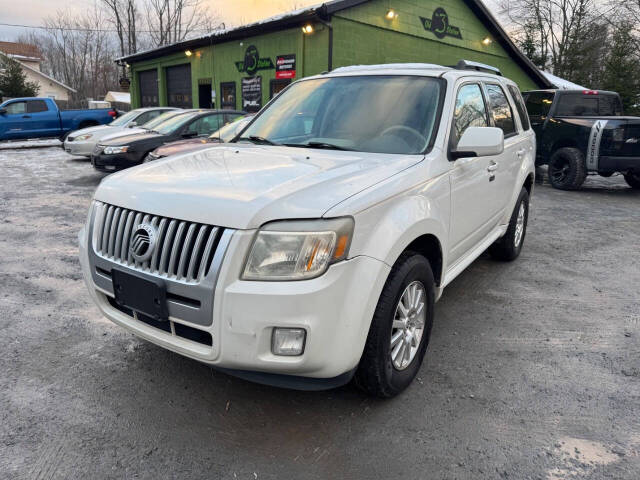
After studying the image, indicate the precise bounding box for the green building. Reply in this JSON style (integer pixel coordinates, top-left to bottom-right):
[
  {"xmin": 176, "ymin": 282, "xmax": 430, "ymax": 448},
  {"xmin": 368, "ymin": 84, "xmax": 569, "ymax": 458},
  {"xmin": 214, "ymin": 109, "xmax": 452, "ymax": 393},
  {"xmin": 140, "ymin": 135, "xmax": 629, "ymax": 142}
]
[{"xmin": 119, "ymin": 0, "xmax": 550, "ymax": 111}]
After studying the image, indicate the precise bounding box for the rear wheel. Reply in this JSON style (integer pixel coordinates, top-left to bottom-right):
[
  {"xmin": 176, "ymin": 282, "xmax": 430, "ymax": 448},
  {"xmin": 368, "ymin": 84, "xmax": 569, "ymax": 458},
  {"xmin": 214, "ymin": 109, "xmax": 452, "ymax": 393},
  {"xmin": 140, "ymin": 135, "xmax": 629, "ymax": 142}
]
[
  {"xmin": 355, "ymin": 252, "xmax": 435, "ymax": 398},
  {"xmin": 548, "ymin": 147, "xmax": 586, "ymax": 190},
  {"xmin": 489, "ymin": 188, "xmax": 529, "ymax": 261},
  {"xmin": 624, "ymin": 172, "xmax": 640, "ymax": 189}
]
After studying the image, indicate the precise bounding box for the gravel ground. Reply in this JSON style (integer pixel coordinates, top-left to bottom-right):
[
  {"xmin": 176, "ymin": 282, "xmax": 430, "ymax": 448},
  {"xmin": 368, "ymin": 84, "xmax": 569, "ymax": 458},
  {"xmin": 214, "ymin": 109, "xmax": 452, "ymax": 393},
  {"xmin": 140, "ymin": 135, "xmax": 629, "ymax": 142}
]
[{"xmin": 1, "ymin": 147, "xmax": 639, "ymax": 480}]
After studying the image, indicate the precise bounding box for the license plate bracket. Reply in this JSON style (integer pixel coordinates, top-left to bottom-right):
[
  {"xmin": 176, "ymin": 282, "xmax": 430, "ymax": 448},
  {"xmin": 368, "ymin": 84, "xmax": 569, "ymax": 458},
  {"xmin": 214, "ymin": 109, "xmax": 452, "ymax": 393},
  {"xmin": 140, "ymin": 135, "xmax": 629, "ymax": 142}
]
[{"xmin": 111, "ymin": 269, "xmax": 168, "ymax": 321}]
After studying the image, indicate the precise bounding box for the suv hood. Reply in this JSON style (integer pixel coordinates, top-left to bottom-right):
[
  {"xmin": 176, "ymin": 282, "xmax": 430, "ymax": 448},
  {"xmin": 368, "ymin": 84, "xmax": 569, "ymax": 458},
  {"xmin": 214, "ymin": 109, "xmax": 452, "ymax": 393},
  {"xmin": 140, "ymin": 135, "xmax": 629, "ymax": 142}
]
[{"xmin": 95, "ymin": 144, "xmax": 423, "ymax": 229}]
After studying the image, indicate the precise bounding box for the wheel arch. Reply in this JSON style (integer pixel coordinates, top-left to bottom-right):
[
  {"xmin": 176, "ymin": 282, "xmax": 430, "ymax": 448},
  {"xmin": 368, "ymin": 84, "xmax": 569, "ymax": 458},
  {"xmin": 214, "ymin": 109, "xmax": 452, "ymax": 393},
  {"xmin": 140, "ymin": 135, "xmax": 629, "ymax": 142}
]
[{"xmin": 400, "ymin": 234, "xmax": 444, "ymax": 287}]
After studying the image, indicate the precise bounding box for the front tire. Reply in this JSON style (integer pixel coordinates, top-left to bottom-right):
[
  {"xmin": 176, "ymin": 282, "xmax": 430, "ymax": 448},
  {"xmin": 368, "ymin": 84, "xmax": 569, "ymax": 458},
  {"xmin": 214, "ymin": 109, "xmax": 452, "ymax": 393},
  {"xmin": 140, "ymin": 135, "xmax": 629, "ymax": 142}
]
[
  {"xmin": 489, "ymin": 188, "xmax": 529, "ymax": 261},
  {"xmin": 548, "ymin": 147, "xmax": 587, "ymax": 190},
  {"xmin": 624, "ymin": 172, "xmax": 640, "ymax": 189},
  {"xmin": 355, "ymin": 252, "xmax": 435, "ymax": 397}
]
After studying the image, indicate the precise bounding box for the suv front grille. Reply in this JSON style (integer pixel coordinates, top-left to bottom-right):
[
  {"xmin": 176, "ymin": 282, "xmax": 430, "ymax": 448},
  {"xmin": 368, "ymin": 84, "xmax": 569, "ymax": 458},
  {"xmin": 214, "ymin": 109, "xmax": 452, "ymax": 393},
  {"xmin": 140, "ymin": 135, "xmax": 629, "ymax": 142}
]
[{"xmin": 93, "ymin": 202, "xmax": 224, "ymax": 284}]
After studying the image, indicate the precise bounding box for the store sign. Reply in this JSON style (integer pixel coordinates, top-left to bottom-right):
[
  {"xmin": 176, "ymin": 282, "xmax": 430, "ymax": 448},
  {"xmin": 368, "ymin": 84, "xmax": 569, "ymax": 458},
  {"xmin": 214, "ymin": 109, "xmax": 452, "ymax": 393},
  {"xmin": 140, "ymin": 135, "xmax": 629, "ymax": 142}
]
[
  {"xmin": 276, "ymin": 54, "xmax": 296, "ymax": 79},
  {"xmin": 241, "ymin": 76, "xmax": 262, "ymax": 113},
  {"xmin": 119, "ymin": 77, "xmax": 131, "ymax": 91},
  {"xmin": 235, "ymin": 45, "xmax": 274, "ymax": 75},
  {"xmin": 420, "ymin": 8, "xmax": 462, "ymax": 39}
]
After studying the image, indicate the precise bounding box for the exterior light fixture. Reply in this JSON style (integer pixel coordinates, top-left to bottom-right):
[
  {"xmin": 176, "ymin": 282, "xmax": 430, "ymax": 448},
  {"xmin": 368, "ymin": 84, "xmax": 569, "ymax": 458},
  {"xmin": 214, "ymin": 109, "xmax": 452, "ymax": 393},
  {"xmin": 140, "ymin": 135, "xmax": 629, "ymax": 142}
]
[
  {"xmin": 482, "ymin": 37, "xmax": 492, "ymax": 46},
  {"xmin": 386, "ymin": 9, "xmax": 397, "ymax": 19},
  {"xmin": 302, "ymin": 24, "xmax": 314, "ymax": 34},
  {"xmin": 185, "ymin": 50, "xmax": 193, "ymax": 57}
]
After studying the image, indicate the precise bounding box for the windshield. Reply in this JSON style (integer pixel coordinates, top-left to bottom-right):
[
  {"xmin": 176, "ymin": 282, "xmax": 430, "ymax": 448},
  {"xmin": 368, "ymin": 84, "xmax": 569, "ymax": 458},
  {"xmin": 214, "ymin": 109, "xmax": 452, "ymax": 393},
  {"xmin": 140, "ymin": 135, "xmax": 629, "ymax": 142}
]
[
  {"xmin": 141, "ymin": 110, "xmax": 182, "ymax": 129},
  {"xmin": 152, "ymin": 112, "xmax": 200, "ymax": 134},
  {"xmin": 237, "ymin": 75, "xmax": 443, "ymax": 154},
  {"xmin": 209, "ymin": 116, "xmax": 252, "ymax": 142},
  {"xmin": 109, "ymin": 109, "xmax": 140, "ymax": 127}
]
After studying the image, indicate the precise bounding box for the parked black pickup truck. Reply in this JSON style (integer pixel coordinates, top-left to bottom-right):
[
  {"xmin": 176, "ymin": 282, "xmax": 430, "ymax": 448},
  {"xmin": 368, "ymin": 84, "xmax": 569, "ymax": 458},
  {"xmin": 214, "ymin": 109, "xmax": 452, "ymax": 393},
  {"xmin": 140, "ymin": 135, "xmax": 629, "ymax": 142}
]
[{"xmin": 523, "ymin": 89, "xmax": 640, "ymax": 190}]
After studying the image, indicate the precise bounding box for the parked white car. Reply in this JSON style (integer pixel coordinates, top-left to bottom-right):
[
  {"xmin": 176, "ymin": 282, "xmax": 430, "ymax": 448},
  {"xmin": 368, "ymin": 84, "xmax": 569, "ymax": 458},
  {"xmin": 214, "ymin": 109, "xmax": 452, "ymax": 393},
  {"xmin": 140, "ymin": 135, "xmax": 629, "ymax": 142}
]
[
  {"xmin": 79, "ymin": 62, "xmax": 535, "ymax": 396},
  {"xmin": 63, "ymin": 107, "xmax": 177, "ymax": 157}
]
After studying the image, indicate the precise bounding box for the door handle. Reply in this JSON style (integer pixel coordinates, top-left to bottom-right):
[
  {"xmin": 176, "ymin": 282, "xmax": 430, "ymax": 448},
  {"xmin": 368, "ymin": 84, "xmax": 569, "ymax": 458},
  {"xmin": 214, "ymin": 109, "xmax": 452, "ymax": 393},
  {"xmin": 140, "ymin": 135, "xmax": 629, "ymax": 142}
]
[
  {"xmin": 516, "ymin": 149, "xmax": 526, "ymax": 157},
  {"xmin": 487, "ymin": 161, "xmax": 499, "ymax": 172},
  {"xmin": 22, "ymin": 115, "xmax": 31, "ymax": 118}
]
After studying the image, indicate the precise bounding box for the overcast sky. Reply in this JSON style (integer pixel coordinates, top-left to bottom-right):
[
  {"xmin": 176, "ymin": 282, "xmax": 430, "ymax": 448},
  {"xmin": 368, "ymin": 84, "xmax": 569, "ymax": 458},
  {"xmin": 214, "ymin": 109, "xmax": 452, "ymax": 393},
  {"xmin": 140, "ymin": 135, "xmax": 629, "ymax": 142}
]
[{"xmin": 0, "ymin": 0, "xmax": 504, "ymax": 41}]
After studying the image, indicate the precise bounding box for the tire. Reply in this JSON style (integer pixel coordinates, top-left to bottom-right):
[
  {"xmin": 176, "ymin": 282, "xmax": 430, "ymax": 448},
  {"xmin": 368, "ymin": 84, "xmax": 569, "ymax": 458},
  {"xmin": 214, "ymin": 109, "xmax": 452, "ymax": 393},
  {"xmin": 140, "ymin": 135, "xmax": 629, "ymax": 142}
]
[
  {"xmin": 624, "ymin": 172, "xmax": 640, "ymax": 189},
  {"xmin": 489, "ymin": 188, "xmax": 529, "ymax": 261},
  {"xmin": 548, "ymin": 147, "xmax": 587, "ymax": 190},
  {"xmin": 355, "ymin": 252, "xmax": 435, "ymax": 398}
]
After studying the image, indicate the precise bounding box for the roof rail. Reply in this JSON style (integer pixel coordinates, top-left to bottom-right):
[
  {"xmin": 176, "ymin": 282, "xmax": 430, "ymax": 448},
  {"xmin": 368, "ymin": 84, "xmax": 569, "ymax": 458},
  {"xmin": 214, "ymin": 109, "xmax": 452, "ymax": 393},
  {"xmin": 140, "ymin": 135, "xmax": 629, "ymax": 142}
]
[{"xmin": 454, "ymin": 60, "xmax": 502, "ymax": 76}]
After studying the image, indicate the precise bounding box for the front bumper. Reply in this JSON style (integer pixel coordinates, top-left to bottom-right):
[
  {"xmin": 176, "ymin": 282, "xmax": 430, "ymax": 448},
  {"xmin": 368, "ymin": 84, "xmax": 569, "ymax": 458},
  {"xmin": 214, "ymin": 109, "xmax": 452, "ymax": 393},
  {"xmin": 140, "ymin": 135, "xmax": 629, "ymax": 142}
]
[
  {"xmin": 80, "ymin": 227, "xmax": 390, "ymax": 383},
  {"xmin": 63, "ymin": 139, "xmax": 95, "ymax": 157},
  {"xmin": 91, "ymin": 151, "xmax": 145, "ymax": 171}
]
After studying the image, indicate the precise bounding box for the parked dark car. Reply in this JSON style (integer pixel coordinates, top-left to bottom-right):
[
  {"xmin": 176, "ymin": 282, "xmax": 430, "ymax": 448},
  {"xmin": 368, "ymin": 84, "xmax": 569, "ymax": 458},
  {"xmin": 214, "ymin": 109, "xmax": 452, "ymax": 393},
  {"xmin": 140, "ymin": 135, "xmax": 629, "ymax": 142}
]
[
  {"xmin": 91, "ymin": 110, "xmax": 244, "ymax": 171},
  {"xmin": 523, "ymin": 89, "xmax": 640, "ymax": 189},
  {"xmin": 144, "ymin": 113, "xmax": 251, "ymax": 161},
  {"xmin": 0, "ymin": 97, "xmax": 118, "ymax": 141}
]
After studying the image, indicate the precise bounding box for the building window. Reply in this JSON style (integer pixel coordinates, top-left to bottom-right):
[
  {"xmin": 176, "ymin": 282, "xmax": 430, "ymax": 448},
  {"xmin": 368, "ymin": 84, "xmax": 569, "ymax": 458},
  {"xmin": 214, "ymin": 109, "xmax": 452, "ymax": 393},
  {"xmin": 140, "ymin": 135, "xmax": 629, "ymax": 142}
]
[
  {"xmin": 220, "ymin": 82, "xmax": 236, "ymax": 110},
  {"xmin": 270, "ymin": 79, "xmax": 291, "ymax": 99}
]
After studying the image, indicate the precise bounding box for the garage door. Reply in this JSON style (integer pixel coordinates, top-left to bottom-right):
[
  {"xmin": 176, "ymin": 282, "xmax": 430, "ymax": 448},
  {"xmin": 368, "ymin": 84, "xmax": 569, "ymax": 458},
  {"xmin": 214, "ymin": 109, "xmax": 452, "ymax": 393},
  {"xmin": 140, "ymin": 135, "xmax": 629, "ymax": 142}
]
[
  {"xmin": 139, "ymin": 69, "xmax": 159, "ymax": 107},
  {"xmin": 166, "ymin": 64, "xmax": 192, "ymax": 108}
]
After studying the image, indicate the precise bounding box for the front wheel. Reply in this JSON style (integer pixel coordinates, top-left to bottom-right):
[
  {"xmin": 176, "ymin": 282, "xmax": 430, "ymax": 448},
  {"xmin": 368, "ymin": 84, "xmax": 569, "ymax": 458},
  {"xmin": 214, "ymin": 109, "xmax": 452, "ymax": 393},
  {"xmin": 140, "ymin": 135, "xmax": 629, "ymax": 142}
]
[
  {"xmin": 624, "ymin": 172, "xmax": 640, "ymax": 189},
  {"xmin": 489, "ymin": 188, "xmax": 529, "ymax": 261},
  {"xmin": 355, "ymin": 252, "xmax": 435, "ymax": 397}
]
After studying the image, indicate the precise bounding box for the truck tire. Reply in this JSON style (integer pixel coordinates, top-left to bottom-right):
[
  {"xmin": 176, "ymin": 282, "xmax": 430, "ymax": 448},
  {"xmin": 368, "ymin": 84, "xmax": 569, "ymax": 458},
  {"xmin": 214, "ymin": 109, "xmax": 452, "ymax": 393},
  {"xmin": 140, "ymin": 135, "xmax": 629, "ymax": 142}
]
[
  {"xmin": 624, "ymin": 172, "xmax": 640, "ymax": 189},
  {"xmin": 548, "ymin": 147, "xmax": 587, "ymax": 190},
  {"xmin": 355, "ymin": 252, "xmax": 435, "ymax": 397},
  {"xmin": 489, "ymin": 188, "xmax": 529, "ymax": 261}
]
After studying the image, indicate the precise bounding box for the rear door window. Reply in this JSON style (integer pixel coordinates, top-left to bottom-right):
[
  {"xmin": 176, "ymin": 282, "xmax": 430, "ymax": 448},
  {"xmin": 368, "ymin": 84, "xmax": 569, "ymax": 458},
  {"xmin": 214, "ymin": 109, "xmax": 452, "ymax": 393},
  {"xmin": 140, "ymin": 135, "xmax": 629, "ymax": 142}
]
[
  {"xmin": 507, "ymin": 85, "xmax": 530, "ymax": 130},
  {"xmin": 27, "ymin": 100, "xmax": 48, "ymax": 113},
  {"xmin": 485, "ymin": 83, "xmax": 516, "ymax": 136}
]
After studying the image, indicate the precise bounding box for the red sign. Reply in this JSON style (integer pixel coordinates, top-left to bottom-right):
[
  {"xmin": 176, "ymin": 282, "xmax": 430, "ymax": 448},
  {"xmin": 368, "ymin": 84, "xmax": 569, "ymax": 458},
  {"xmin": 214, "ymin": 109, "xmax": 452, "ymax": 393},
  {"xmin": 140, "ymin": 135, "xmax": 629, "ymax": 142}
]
[{"xmin": 275, "ymin": 54, "xmax": 296, "ymax": 79}]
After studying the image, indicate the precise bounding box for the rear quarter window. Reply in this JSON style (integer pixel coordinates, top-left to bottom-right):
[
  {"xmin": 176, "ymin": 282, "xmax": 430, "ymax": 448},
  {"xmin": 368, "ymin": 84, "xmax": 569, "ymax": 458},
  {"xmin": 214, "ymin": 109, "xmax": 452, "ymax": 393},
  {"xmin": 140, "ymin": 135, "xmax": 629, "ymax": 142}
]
[
  {"xmin": 524, "ymin": 92, "xmax": 554, "ymax": 117},
  {"xmin": 507, "ymin": 85, "xmax": 530, "ymax": 130},
  {"xmin": 27, "ymin": 100, "xmax": 48, "ymax": 113}
]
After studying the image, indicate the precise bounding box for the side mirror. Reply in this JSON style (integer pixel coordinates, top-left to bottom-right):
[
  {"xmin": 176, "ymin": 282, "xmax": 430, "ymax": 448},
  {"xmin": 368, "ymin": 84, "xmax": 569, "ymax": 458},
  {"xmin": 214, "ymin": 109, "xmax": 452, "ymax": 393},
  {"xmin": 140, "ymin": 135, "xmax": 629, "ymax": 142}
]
[
  {"xmin": 451, "ymin": 127, "xmax": 504, "ymax": 160},
  {"xmin": 128, "ymin": 121, "xmax": 137, "ymax": 128},
  {"xmin": 0, "ymin": 108, "xmax": 7, "ymax": 115}
]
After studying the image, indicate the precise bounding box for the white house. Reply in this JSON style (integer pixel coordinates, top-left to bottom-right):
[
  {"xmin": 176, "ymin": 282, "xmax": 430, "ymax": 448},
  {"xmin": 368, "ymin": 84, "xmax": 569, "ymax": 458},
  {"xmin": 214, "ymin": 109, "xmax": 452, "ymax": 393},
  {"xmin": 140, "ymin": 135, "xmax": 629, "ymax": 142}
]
[{"xmin": 0, "ymin": 41, "xmax": 75, "ymax": 101}]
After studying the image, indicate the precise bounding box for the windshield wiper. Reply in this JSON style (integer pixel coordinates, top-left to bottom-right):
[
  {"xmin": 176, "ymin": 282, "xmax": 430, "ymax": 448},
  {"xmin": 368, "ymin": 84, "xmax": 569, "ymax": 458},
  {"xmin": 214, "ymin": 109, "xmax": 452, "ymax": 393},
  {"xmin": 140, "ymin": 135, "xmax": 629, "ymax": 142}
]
[
  {"xmin": 238, "ymin": 135, "xmax": 279, "ymax": 146},
  {"xmin": 285, "ymin": 141, "xmax": 353, "ymax": 151}
]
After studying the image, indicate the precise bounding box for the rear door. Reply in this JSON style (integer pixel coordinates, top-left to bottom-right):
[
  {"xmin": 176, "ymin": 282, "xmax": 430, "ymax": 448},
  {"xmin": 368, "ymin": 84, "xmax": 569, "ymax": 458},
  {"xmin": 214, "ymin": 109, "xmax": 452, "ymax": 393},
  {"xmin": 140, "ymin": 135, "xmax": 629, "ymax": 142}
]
[{"xmin": 483, "ymin": 82, "xmax": 523, "ymax": 217}]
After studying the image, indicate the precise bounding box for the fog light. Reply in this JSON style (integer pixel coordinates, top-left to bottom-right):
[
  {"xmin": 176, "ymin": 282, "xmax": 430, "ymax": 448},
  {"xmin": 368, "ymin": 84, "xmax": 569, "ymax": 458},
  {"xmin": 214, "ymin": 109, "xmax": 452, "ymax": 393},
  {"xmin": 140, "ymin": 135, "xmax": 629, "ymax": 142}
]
[{"xmin": 272, "ymin": 328, "xmax": 306, "ymax": 356}]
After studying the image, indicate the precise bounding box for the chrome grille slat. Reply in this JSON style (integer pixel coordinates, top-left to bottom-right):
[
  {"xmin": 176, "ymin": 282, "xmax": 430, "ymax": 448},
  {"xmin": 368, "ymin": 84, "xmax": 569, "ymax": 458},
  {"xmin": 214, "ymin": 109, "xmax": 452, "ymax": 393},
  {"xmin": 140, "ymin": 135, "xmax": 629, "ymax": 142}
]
[
  {"xmin": 94, "ymin": 202, "xmax": 225, "ymax": 285},
  {"xmin": 177, "ymin": 223, "xmax": 197, "ymax": 280},
  {"xmin": 197, "ymin": 227, "xmax": 219, "ymax": 281},
  {"xmin": 168, "ymin": 221, "xmax": 187, "ymax": 276}
]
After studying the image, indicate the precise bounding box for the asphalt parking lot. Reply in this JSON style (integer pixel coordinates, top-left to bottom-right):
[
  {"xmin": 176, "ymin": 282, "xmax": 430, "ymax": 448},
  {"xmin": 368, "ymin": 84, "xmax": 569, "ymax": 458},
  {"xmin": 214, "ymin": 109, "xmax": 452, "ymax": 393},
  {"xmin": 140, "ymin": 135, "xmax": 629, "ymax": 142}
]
[{"xmin": 1, "ymin": 146, "xmax": 639, "ymax": 479}]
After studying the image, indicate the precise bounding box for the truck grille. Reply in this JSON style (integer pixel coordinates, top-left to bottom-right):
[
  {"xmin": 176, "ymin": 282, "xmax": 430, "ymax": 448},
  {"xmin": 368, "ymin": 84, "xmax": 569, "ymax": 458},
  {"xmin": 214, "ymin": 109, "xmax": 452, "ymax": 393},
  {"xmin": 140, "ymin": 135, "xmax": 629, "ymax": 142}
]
[{"xmin": 93, "ymin": 202, "xmax": 224, "ymax": 283}]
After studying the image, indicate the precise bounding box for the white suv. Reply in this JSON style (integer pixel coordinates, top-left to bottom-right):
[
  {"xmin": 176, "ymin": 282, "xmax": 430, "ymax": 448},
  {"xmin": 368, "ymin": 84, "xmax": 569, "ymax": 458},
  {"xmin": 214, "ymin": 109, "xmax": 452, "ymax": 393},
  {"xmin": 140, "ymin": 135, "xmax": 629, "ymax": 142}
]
[{"xmin": 79, "ymin": 63, "xmax": 535, "ymax": 397}]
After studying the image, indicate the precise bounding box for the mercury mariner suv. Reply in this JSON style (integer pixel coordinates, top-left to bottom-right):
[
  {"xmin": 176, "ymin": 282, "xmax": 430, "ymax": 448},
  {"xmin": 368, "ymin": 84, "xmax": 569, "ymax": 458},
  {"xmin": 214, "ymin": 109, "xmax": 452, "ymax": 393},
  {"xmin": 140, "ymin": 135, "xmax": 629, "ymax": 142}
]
[{"xmin": 79, "ymin": 62, "xmax": 535, "ymax": 397}]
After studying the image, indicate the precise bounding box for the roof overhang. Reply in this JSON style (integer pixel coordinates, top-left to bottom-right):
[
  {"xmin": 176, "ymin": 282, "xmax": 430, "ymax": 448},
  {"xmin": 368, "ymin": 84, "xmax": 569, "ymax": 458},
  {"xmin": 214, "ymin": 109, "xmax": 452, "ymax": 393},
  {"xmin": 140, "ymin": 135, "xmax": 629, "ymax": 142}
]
[{"xmin": 117, "ymin": 0, "xmax": 551, "ymax": 89}]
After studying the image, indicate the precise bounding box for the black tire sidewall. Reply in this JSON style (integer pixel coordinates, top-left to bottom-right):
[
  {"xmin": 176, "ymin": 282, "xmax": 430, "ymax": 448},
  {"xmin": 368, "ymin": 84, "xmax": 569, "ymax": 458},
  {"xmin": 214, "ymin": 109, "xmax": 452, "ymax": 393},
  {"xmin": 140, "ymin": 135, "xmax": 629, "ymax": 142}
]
[
  {"xmin": 549, "ymin": 148, "xmax": 586, "ymax": 190},
  {"xmin": 367, "ymin": 254, "xmax": 435, "ymax": 395},
  {"xmin": 624, "ymin": 172, "xmax": 640, "ymax": 189}
]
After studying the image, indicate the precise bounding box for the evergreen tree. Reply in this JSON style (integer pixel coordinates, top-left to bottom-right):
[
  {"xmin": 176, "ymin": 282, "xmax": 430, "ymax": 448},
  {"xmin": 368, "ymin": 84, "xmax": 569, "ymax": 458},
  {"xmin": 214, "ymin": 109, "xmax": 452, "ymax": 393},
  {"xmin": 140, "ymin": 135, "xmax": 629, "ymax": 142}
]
[
  {"xmin": 0, "ymin": 54, "xmax": 40, "ymax": 98},
  {"xmin": 601, "ymin": 23, "xmax": 640, "ymax": 114}
]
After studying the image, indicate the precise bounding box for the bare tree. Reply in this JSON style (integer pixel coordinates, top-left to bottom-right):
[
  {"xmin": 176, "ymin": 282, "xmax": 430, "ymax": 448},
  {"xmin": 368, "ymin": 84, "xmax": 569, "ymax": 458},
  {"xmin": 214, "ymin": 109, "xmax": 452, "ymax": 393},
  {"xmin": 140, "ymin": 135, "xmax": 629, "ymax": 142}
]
[
  {"xmin": 145, "ymin": 0, "xmax": 221, "ymax": 47},
  {"xmin": 101, "ymin": 0, "xmax": 139, "ymax": 57}
]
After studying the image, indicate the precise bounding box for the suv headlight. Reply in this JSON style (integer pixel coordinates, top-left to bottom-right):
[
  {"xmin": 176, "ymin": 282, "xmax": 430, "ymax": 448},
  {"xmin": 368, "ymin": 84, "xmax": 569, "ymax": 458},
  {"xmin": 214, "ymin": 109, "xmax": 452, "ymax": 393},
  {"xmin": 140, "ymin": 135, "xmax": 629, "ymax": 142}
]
[
  {"xmin": 104, "ymin": 146, "xmax": 129, "ymax": 155},
  {"xmin": 242, "ymin": 217, "xmax": 354, "ymax": 281}
]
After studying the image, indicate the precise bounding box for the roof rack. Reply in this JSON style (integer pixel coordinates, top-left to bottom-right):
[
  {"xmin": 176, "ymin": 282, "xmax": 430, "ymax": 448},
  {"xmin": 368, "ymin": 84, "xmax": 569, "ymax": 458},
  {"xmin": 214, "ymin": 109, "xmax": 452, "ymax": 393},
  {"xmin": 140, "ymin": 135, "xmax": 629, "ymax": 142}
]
[{"xmin": 454, "ymin": 60, "xmax": 502, "ymax": 76}]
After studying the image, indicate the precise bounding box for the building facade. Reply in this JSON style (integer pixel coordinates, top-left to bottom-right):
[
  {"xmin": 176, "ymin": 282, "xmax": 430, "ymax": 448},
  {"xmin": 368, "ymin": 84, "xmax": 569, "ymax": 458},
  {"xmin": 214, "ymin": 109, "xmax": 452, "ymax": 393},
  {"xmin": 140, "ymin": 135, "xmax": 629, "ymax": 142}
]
[{"xmin": 120, "ymin": 0, "xmax": 550, "ymax": 111}]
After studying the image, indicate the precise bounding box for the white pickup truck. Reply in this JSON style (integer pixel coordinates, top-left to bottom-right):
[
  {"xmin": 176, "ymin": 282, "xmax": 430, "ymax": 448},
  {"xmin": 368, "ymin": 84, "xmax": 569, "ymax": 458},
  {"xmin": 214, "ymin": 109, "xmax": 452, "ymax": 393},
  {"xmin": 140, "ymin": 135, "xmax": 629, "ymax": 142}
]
[{"xmin": 79, "ymin": 62, "xmax": 535, "ymax": 397}]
